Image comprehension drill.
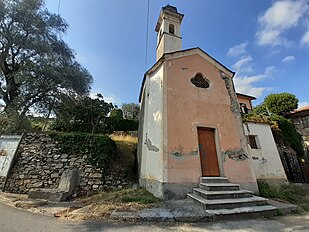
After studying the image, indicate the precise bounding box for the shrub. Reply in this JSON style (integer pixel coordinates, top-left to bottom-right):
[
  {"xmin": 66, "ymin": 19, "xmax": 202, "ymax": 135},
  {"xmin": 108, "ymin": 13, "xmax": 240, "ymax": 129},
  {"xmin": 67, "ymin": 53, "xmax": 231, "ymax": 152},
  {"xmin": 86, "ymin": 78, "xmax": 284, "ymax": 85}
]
[
  {"xmin": 270, "ymin": 114, "xmax": 304, "ymax": 156},
  {"xmin": 50, "ymin": 132, "xmax": 117, "ymax": 170},
  {"xmin": 0, "ymin": 112, "xmax": 31, "ymax": 134},
  {"xmin": 51, "ymin": 118, "xmax": 138, "ymax": 133},
  {"xmin": 242, "ymin": 112, "xmax": 304, "ymax": 157},
  {"xmin": 242, "ymin": 113, "xmax": 270, "ymax": 124},
  {"xmin": 258, "ymin": 181, "xmax": 308, "ymax": 211},
  {"xmin": 105, "ymin": 118, "xmax": 138, "ymax": 132}
]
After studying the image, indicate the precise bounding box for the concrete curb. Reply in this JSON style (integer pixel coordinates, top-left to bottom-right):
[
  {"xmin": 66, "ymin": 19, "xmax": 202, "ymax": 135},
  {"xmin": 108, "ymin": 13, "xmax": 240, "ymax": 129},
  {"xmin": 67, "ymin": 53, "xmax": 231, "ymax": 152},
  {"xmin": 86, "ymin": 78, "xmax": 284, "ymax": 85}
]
[
  {"xmin": 0, "ymin": 192, "xmax": 301, "ymax": 223},
  {"xmin": 110, "ymin": 208, "xmax": 213, "ymax": 222}
]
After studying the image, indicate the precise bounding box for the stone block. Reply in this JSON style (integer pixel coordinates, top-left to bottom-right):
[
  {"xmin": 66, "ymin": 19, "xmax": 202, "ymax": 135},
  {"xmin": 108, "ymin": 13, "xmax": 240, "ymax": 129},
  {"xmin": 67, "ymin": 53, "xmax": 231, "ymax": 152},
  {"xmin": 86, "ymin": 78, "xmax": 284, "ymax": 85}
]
[
  {"xmin": 51, "ymin": 173, "xmax": 59, "ymax": 178},
  {"xmin": 33, "ymin": 182, "xmax": 43, "ymax": 188},
  {"xmin": 58, "ymin": 169, "xmax": 79, "ymax": 195},
  {"xmin": 28, "ymin": 189, "xmax": 55, "ymax": 200},
  {"xmin": 28, "ymin": 169, "xmax": 79, "ymax": 202}
]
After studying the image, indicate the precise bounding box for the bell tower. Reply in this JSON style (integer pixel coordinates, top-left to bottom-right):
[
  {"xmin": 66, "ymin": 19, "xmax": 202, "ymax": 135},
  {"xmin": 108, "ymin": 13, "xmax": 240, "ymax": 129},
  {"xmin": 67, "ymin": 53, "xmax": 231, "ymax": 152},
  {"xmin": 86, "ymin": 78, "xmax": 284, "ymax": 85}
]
[{"xmin": 155, "ymin": 5, "xmax": 184, "ymax": 60}]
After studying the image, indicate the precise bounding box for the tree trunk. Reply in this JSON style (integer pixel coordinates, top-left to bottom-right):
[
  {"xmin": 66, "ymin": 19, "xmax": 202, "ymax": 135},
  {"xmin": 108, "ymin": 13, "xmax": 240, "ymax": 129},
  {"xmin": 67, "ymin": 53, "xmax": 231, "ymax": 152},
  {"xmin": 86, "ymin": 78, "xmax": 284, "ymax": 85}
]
[
  {"xmin": 2, "ymin": 73, "xmax": 19, "ymax": 112},
  {"xmin": 42, "ymin": 109, "xmax": 51, "ymax": 131}
]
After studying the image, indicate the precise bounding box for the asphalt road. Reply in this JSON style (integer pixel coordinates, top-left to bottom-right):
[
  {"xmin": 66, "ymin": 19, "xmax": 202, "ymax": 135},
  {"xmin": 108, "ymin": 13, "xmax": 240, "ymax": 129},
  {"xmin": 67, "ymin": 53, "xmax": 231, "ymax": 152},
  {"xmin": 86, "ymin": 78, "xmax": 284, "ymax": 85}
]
[{"xmin": 1, "ymin": 202, "xmax": 308, "ymax": 232}]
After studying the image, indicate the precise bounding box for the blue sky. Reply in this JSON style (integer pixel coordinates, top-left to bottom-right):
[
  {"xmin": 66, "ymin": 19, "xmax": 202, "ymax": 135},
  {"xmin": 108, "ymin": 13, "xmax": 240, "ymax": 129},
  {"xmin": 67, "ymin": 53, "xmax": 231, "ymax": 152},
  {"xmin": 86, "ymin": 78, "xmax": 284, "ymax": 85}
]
[{"xmin": 45, "ymin": 0, "xmax": 309, "ymax": 107}]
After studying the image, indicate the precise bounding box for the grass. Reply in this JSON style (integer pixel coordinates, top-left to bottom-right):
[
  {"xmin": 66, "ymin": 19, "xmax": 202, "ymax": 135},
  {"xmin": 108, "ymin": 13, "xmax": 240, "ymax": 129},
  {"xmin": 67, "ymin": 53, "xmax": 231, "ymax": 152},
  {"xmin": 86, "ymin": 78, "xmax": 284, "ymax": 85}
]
[
  {"xmin": 60, "ymin": 134, "xmax": 143, "ymax": 221},
  {"xmin": 258, "ymin": 182, "xmax": 309, "ymax": 212},
  {"xmin": 110, "ymin": 134, "xmax": 138, "ymax": 144},
  {"xmin": 78, "ymin": 188, "xmax": 161, "ymax": 205},
  {"xmin": 110, "ymin": 134, "xmax": 138, "ymax": 181},
  {"xmin": 62, "ymin": 188, "xmax": 161, "ymax": 221}
]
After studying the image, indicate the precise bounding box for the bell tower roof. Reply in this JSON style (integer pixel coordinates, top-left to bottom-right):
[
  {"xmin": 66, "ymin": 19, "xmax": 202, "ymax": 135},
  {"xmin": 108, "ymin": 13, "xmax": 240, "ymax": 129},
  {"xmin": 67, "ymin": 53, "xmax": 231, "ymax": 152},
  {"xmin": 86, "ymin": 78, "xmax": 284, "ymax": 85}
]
[
  {"xmin": 155, "ymin": 5, "xmax": 184, "ymax": 60},
  {"xmin": 155, "ymin": 5, "xmax": 184, "ymax": 32}
]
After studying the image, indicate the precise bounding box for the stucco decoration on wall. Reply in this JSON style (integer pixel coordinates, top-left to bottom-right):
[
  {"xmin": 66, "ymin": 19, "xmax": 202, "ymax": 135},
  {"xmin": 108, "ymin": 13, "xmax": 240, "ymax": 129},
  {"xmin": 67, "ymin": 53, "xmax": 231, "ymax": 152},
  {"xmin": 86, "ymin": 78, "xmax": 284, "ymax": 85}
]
[
  {"xmin": 170, "ymin": 145, "xmax": 199, "ymax": 159},
  {"xmin": 171, "ymin": 150, "xmax": 198, "ymax": 159},
  {"xmin": 144, "ymin": 138, "xmax": 159, "ymax": 152},
  {"xmin": 219, "ymin": 71, "xmax": 239, "ymax": 114},
  {"xmin": 171, "ymin": 151, "xmax": 183, "ymax": 158},
  {"xmin": 190, "ymin": 73, "xmax": 210, "ymax": 89},
  {"xmin": 222, "ymin": 148, "xmax": 249, "ymax": 161}
]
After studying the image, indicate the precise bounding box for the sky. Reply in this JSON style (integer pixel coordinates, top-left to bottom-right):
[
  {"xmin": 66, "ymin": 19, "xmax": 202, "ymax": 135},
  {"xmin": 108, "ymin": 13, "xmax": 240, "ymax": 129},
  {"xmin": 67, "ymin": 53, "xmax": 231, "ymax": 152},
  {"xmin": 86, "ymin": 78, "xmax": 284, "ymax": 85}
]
[{"xmin": 45, "ymin": 0, "xmax": 309, "ymax": 108}]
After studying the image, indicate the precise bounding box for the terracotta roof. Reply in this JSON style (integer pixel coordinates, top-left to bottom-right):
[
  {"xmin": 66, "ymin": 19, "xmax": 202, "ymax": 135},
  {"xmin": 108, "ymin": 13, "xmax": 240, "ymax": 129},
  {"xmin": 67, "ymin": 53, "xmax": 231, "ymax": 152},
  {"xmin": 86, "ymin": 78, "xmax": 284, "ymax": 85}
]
[
  {"xmin": 291, "ymin": 106, "xmax": 309, "ymax": 114},
  {"xmin": 236, "ymin": 93, "xmax": 257, "ymax": 100}
]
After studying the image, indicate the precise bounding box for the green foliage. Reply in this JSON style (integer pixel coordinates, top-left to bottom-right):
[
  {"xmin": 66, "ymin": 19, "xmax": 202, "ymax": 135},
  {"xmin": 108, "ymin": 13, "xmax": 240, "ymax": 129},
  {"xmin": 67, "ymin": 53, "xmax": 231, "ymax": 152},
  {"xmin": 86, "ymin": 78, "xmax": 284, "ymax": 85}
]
[
  {"xmin": 55, "ymin": 95, "xmax": 113, "ymax": 134},
  {"xmin": 0, "ymin": 111, "xmax": 31, "ymax": 134},
  {"xmin": 122, "ymin": 103, "xmax": 140, "ymax": 121},
  {"xmin": 258, "ymin": 181, "xmax": 309, "ymax": 211},
  {"xmin": 110, "ymin": 109, "xmax": 123, "ymax": 120},
  {"xmin": 264, "ymin": 93, "xmax": 298, "ymax": 115},
  {"xmin": 52, "ymin": 99, "xmax": 138, "ymax": 133},
  {"xmin": 106, "ymin": 118, "xmax": 138, "ymax": 132},
  {"xmin": 242, "ymin": 113, "xmax": 271, "ymax": 124},
  {"xmin": 270, "ymin": 114, "xmax": 304, "ymax": 156},
  {"xmin": 243, "ymin": 112, "xmax": 304, "ymax": 157},
  {"xmin": 247, "ymin": 92, "xmax": 304, "ymax": 157},
  {"xmin": 0, "ymin": 0, "xmax": 92, "ymax": 114},
  {"xmin": 28, "ymin": 116, "xmax": 55, "ymax": 131},
  {"xmin": 50, "ymin": 132, "xmax": 117, "ymax": 170},
  {"xmin": 120, "ymin": 189, "xmax": 161, "ymax": 204},
  {"xmin": 253, "ymin": 103, "xmax": 268, "ymax": 115}
]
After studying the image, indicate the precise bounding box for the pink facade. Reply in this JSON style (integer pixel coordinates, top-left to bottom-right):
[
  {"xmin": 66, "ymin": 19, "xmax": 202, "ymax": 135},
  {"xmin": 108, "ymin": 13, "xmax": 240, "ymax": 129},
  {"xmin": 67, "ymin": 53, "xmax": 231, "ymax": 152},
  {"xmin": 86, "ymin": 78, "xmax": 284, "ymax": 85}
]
[
  {"xmin": 138, "ymin": 5, "xmax": 258, "ymax": 199},
  {"xmin": 165, "ymin": 51, "xmax": 257, "ymax": 189},
  {"xmin": 138, "ymin": 49, "xmax": 259, "ymax": 199}
]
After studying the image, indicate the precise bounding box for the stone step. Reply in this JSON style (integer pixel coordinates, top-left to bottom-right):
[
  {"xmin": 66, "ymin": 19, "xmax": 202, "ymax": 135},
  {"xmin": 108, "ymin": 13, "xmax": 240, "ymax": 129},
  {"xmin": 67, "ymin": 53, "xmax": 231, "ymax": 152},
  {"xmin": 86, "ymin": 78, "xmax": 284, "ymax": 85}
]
[
  {"xmin": 199, "ymin": 183, "xmax": 240, "ymax": 191},
  {"xmin": 200, "ymin": 177, "xmax": 229, "ymax": 184},
  {"xmin": 193, "ymin": 188, "xmax": 253, "ymax": 200},
  {"xmin": 206, "ymin": 205, "xmax": 278, "ymax": 221},
  {"xmin": 188, "ymin": 193, "xmax": 267, "ymax": 210}
]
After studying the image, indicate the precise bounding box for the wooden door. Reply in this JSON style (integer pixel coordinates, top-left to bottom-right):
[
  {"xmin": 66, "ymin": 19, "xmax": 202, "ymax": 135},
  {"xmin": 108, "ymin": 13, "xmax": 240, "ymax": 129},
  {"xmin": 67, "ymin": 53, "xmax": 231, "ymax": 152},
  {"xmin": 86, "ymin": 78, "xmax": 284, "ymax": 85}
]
[{"xmin": 197, "ymin": 128, "xmax": 220, "ymax": 176}]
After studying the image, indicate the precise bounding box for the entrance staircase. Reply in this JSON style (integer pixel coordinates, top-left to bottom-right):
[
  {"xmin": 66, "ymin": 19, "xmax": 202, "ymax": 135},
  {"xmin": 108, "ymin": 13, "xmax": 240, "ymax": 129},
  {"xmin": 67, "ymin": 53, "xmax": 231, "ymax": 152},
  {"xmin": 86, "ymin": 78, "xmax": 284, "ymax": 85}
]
[{"xmin": 187, "ymin": 177, "xmax": 278, "ymax": 220}]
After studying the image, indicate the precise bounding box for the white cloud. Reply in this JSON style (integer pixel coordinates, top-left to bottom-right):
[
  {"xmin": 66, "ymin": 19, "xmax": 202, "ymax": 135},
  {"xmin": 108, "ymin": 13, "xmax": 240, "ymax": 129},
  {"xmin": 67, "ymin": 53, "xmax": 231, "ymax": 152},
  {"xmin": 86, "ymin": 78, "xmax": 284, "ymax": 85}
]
[
  {"xmin": 282, "ymin": 55, "xmax": 295, "ymax": 62},
  {"xmin": 234, "ymin": 66, "xmax": 274, "ymax": 98},
  {"xmin": 298, "ymin": 101, "xmax": 309, "ymax": 108},
  {"xmin": 227, "ymin": 42, "xmax": 248, "ymax": 57},
  {"xmin": 231, "ymin": 55, "xmax": 253, "ymax": 74},
  {"xmin": 89, "ymin": 91, "xmax": 122, "ymax": 106},
  {"xmin": 256, "ymin": 0, "xmax": 309, "ymax": 46},
  {"xmin": 301, "ymin": 31, "xmax": 309, "ymax": 45},
  {"xmin": 256, "ymin": 30, "xmax": 283, "ymax": 46},
  {"xmin": 104, "ymin": 95, "xmax": 122, "ymax": 106},
  {"xmin": 232, "ymin": 53, "xmax": 274, "ymax": 97}
]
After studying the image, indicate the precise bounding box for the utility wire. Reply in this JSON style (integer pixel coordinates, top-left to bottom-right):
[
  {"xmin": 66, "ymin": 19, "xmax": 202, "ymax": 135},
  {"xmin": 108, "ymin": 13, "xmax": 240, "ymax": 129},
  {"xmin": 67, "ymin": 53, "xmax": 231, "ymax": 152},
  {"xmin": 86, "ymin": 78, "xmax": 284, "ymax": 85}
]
[
  {"xmin": 57, "ymin": 0, "xmax": 61, "ymax": 15},
  {"xmin": 57, "ymin": 0, "xmax": 62, "ymax": 39},
  {"xmin": 145, "ymin": 0, "xmax": 150, "ymax": 71}
]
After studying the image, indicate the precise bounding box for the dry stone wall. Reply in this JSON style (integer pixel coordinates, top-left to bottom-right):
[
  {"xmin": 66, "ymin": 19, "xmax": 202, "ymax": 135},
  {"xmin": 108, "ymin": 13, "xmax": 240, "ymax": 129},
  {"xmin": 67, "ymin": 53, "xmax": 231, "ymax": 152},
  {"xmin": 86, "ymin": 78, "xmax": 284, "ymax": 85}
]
[
  {"xmin": 276, "ymin": 142, "xmax": 304, "ymax": 183},
  {"xmin": 3, "ymin": 133, "xmax": 129, "ymax": 197},
  {"xmin": 0, "ymin": 176, "xmax": 5, "ymax": 190}
]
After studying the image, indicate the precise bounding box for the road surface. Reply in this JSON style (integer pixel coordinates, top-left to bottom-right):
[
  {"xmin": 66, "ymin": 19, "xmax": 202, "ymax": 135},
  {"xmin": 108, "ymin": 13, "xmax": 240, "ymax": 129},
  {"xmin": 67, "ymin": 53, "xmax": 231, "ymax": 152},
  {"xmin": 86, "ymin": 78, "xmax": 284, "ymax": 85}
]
[{"xmin": 0, "ymin": 202, "xmax": 308, "ymax": 232}]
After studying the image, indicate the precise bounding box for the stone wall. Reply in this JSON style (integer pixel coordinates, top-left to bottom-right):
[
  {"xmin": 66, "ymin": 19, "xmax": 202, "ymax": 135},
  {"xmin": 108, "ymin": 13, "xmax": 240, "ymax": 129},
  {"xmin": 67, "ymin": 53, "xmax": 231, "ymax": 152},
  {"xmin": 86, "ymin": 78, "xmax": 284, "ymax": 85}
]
[
  {"xmin": 2, "ymin": 133, "xmax": 129, "ymax": 197},
  {"xmin": 276, "ymin": 142, "xmax": 304, "ymax": 183},
  {"xmin": 0, "ymin": 176, "xmax": 5, "ymax": 190}
]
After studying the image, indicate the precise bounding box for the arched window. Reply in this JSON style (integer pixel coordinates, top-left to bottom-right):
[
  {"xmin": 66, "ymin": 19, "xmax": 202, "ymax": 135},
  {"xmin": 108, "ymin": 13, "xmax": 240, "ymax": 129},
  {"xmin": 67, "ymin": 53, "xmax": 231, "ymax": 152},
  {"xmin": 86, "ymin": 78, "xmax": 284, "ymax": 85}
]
[
  {"xmin": 169, "ymin": 24, "xmax": 175, "ymax": 34},
  {"xmin": 190, "ymin": 73, "xmax": 210, "ymax": 89}
]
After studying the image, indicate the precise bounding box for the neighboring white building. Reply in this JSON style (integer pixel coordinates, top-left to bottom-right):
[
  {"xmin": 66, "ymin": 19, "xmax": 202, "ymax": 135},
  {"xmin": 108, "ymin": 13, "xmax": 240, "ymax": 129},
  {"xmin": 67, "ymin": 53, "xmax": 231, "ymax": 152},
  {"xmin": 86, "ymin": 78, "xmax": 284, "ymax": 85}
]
[{"xmin": 243, "ymin": 122, "xmax": 288, "ymax": 184}]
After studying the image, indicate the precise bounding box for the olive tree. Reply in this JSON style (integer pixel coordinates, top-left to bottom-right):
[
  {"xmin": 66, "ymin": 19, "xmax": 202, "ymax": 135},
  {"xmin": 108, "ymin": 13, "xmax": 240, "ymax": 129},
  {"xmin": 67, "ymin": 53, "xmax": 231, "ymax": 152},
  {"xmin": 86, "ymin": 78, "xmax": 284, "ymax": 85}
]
[{"xmin": 0, "ymin": 0, "xmax": 92, "ymax": 115}]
